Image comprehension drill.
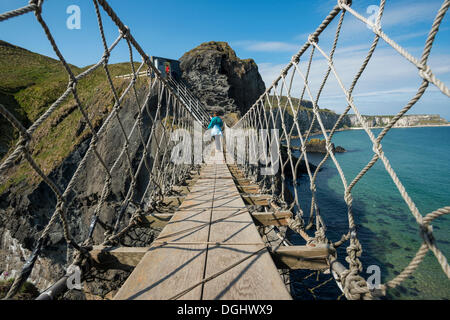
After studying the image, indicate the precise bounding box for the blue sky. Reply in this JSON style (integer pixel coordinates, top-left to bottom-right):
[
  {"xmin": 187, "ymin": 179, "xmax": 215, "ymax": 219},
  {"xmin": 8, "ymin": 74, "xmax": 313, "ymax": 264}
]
[{"xmin": 0, "ymin": 0, "xmax": 449, "ymax": 119}]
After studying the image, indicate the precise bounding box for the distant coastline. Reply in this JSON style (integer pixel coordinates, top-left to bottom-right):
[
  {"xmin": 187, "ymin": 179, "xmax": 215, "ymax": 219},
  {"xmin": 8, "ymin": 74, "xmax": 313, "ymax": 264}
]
[
  {"xmin": 307, "ymin": 123, "xmax": 450, "ymax": 139},
  {"xmin": 345, "ymin": 123, "xmax": 450, "ymax": 130}
]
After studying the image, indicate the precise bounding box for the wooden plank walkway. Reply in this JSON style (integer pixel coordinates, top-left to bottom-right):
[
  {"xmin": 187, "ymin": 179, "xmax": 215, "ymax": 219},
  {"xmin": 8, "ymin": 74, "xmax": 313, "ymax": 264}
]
[{"xmin": 114, "ymin": 153, "xmax": 291, "ymax": 300}]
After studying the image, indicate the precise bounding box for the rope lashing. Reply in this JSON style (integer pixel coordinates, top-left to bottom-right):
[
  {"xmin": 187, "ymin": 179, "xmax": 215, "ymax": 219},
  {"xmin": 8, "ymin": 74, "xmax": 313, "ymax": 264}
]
[
  {"xmin": 0, "ymin": 0, "xmax": 209, "ymax": 299},
  {"xmin": 232, "ymin": 0, "xmax": 449, "ymax": 300},
  {"xmin": 0, "ymin": 0, "xmax": 448, "ymax": 300}
]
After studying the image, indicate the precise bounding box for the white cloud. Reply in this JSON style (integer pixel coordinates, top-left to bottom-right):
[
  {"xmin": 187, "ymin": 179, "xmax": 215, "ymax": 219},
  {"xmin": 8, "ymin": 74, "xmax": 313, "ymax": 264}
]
[
  {"xmin": 293, "ymin": 1, "xmax": 445, "ymax": 47},
  {"xmin": 233, "ymin": 41, "xmax": 300, "ymax": 52},
  {"xmin": 380, "ymin": 1, "xmax": 444, "ymax": 28},
  {"xmin": 241, "ymin": 0, "xmax": 449, "ymax": 117},
  {"xmin": 256, "ymin": 44, "xmax": 450, "ymax": 117}
]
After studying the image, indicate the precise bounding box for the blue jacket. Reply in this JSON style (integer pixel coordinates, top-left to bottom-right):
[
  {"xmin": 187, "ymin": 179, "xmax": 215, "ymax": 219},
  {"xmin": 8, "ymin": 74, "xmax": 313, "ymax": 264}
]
[{"xmin": 208, "ymin": 116, "xmax": 223, "ymax": 130}]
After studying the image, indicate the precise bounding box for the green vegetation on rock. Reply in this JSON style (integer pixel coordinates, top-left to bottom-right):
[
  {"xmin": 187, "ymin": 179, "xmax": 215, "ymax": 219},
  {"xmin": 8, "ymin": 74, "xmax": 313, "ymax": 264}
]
[
  {"xmin": 0, "ymin": 40, "xmax": 144, "ymax": 194},
  {"xmin": 264, "ymin": 95, "xmax": 336, "ymax": 116},
  {"xmin": 0, "ymin": 279, "xmax": 39, "ymax": 300}
]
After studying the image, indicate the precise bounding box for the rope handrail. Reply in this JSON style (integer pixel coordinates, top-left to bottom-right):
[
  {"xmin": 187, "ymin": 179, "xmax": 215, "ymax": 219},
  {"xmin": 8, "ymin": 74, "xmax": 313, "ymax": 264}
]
[
  {"xmin": 0, "ymin": 0, "xmax": 448, "ymax": 301},
  {"xmin": 0, "ymin": 0, "xmax": 206, "ymax": 299},
  {"xmin": 166, "ymin": 74, "xmax": 211, "ymax": 126},
  {"xmin": 231, "ymin": 0, "xmax": 449, "ymax": 300}
]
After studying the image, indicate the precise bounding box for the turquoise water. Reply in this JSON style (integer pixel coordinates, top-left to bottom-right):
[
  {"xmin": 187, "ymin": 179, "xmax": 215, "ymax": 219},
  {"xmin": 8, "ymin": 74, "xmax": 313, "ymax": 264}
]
[{"xmin": 288, "ymin": 126, "xmax": 450, "ymax": 300}]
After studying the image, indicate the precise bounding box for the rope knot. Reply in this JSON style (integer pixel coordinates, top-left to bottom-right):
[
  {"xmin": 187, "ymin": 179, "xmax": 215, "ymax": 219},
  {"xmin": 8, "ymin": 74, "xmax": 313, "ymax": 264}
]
[
  {"xmin": 314, "ymin": 227, "xmax": 326, "ymax": 243},
  {"xmin": 325, "ymin": 141, "xmax": 333, "ymax": 154},
  {"xmin": 307, "ymin": 34, "xmax": 319, "ymax": 44},
  {"xmin": 418, "ymin": 65, "xmax": 433, "ymax": 83},
  {"xmin": 105, "ymin": 176, "xmax": 112, "ymax": 189},
  {"xmin": 342, "ymin": 272, "xmax": 371, "ymax": 300},
  {"xmin": 288, "ymin": 214, "xmax": 304, "ymax": 231},
  {"xmin": 344, "ymin": 190, "xmax": 352, "ymax": 204},
  {"xmin": 281, "ymin": 66, "xmax": 289, "ymax": 77},
  {"xmin": 291, "ymin": 52, "xmax": 301, "ymax": 64},
  {"xmin": 346, "ymin": 94, "xmax": 354, "ymax": 105},
  {"xmin": 372, "ymin": 143, "xmax": 382, "ymax": 156},
  {"xmin": 17, "ymin": 135, "xmax": 29, "ymax": 149},
  {"xmin": 68, "ymin": 79, "xmax": 77, "ymax": 91},
  {"xmin": 32, "ymin": 0, "xmax": 43, "ymax": 14},
  {"xmin": 419, "ymin": 223, "xmax": 435, "ymax": 247},
  {"xmin": 55, "ymin": 199, "xmax": 66, "ymax": 212},
  {"xmin": 338, "ymin": 0, "xmax": 352, "ymax": 10},
  {"xmin": 91, "ymin": 134, "xmax": 98, "ymax": 145},
  {"xmin": 345, "ymin": 241, "xmax": 363, "ymax": 272},
  {"xmin": 102, "ymin": 51, "xmax": 110, "ymax": 64},
  {"xmin": 28, "ymin": 0, "xmax": 39, "ymax": 11},
  {"xmin": 371, "ymin": 23, "xmax": 382, "ymax": 35},
  {"xmin": 120, "ymin": 26, "xmax": 131, "ymax": 39}
]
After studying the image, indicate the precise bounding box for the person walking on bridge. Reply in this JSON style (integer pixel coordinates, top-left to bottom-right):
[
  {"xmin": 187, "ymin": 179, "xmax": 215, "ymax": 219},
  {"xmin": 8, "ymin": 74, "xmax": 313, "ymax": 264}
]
[{"xmin": 208, "ymin": 112, "xmax": 223, "ymax": 152}]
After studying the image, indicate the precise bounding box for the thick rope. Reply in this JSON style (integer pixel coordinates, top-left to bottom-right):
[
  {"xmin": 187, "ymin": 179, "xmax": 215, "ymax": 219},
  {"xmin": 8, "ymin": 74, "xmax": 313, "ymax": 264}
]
[
  {"xmin": 233, "ymin": 0, "xmax": 449, "ymax": 300},
  {"xmin": 0, "ymin": 0, "xmax": 207, "ymax": 299}
]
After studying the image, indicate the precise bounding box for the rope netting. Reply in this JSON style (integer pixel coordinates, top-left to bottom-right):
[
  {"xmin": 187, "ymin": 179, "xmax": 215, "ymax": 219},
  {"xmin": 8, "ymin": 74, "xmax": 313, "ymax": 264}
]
[
  {"xmin": 232, "ymin": 0, "xmax": 449, "ymax": 300},
  {"xmin": 0, "ymin": 0, "xmax": 208, "ymax": 299},
  {"xmin": 166, "ymin": 74, "xmax": 212, "ymax": 127}
]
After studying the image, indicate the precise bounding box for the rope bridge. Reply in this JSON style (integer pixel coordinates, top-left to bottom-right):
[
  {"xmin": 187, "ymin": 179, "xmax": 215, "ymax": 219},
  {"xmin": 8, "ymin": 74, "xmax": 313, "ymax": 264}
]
[
  {"xmin": 231, "ymin": 0, "xmax": 449, "ymax": 299},
  {"xmin": 0, "ymin": 0, "xmax": 448, "ymax": 300},
  {"xmin": 0, "ymin": 0, "xmax": 209, "ymax": 299}
]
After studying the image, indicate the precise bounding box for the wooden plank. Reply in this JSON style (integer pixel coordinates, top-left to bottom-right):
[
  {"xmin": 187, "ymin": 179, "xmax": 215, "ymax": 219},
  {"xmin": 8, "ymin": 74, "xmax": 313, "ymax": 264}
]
[
  {"xmin": 90, "ymin": 246, "xmax": 149, "ymax": 269},
  {"xmin": 209, "ymin": 208, "xmax": 261, "ymax": 244},
  {"xmin": 140, "ymin": 213, "xmax": 173, "ymax": 229},
  {"xmin": 156, "ymin": 181, "xmax": 213, "ymax": 242},
  {"xmin": 251, "ymin": 211, "xmax": 292, "ymax": 226},
  {"xmin": 161, "ymin": 196, "xmax": 185, "ymax": 207},
  {"xmin": 230, "ymin": 173, "xmax": 246, "ymax": 179},
  {"xmin": 113, "ymin": 245, "xmax": 207, "ymax": 300},
  {"xmin": 171, "ymin": 185, "xmax": 194, "ymax": 194},
  {"xmin": 268, "ymin": 245, "xmax": 331, "ymax": 271},
  {"xmin": 241, "ymin": 194, "xmax": 271, "ymax": 206},
  {"xmin": 232, "ymin": 178, "xmax": 254, "ymax": 186},
  {"xmin": 202, "ymin": 244, "xmax": 291, "ymax": 300},
  {"xmin": 114, "ymin": 172, "xmax": 214, "ymax": 300},
  {"xmin": 237, "ymin": 185, "xmax": 260, "ymax": 193},
  {"xmin": 115, "ymin": 162, "xmax": 292, "ymax": 300},
  {"xmin": 203, "ymin": 164, "xmax": 291, "ymax": 299}
]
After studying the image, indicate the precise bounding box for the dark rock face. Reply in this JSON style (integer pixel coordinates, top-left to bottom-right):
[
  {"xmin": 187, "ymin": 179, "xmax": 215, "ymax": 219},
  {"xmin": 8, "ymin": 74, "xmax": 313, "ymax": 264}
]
[
  {"xmin": 296, "ymin": 138, "xmax": 346, "ymax": 154},
  {"xmin": 280, "ymin": 145, "xmax": 318, "ymax": 179},
  {"xmin": 334, "ymin": 146, "xmax": 346, "ymax": 153},
  {"xmin": 179, "ymin": 41, "xmax": 265, "ymax": 116},
  {"xmin": 0, "ymin": 86, "xmax": 162, "ymax": 293}
]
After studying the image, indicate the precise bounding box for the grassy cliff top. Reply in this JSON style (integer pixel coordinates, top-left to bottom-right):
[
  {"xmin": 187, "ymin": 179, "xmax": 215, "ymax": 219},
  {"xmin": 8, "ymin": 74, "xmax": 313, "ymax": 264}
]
[{"xmin": 0, "ymin": 40, "xmax": 145, "ymax": 194}]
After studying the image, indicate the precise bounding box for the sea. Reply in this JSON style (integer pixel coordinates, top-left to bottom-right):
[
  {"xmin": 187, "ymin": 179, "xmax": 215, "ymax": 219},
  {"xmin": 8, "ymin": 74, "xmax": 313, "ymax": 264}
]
[{"xmin": 286, "ymin": 126, "xmax": 450, "ymax": 300}]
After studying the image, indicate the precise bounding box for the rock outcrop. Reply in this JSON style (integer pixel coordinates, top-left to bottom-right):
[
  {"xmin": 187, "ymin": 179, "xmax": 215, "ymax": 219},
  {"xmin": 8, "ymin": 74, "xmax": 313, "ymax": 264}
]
[
  {"xmin": 289, "ymin": 138, "xmax": 346, "ymax": 154},
  {"xmin": 179, "ymin": 41, "xmax": 265, "ymax": 116}
]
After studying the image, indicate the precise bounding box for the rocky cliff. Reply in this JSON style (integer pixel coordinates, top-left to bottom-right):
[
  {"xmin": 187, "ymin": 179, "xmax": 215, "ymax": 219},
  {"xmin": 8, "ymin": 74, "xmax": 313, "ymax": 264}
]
[
  {"xmin": 179, "ymin": 41, "xmax": 265, "ymax": 116},
  {"xmin": 0, "ymin": 41, "xmax": 176, "ymax": 298},
  {"xmin": 271, "ymin": 105, "xmax": 448, "ymax": 135},
  {"xmin": 1, "ymin": 40, "xmax": 448, "ymax": 299},
  {"xmin": 0, "ymin": 83, "xmax": 162, "ymax": 296},
  {"xmin": 345, "ymin": 114, "xmax": 448, "ymax": 128}
]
